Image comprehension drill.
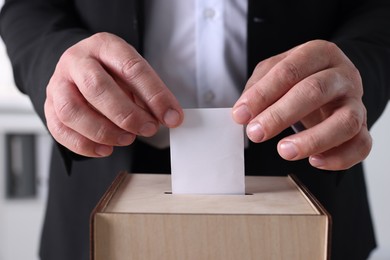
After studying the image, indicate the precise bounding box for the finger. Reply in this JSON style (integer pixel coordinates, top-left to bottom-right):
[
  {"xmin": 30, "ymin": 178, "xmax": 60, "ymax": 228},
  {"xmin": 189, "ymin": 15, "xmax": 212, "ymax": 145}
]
[
  {"xmin": 233, "ymin": 41, "xmax": 336, "ymax": 125},
  {"xmin": 88, "ymin": 33, "xmax": 183, "ymax": 127},
  {"xmin": 232, "ymin": 55, "xmax": 285, "ymax": 123},
  {"xmin": 242, "ymin": 44, "xmax": 304, "ymax": 93},
  {"xmin": 246, "ymin": 68, "xmax": 348, "ymax": 142},
  {"xmin": 45, "ymin": 90, "xmax": 114, "ymax": 157},
  {"xmin": 50, "ymin": 78, "xmax": 137, "ymax": 146},
  {"xmin": 67, "ymin": 56, "xmax": 160, "ymax": 137},
  {"xmin": 244, "ymin": 54, "xmax": 286, "ymax": 92},
  {"xmin": 276, "ymin": 99, "xmax": 365, "ymax": 161},
  {"xmin": 114, "ymin": 76, "xmax": 148, "ymax": 110},
  {"xmin": 308, "ymin": 127, "xmax": 372, "ymax": 170}
]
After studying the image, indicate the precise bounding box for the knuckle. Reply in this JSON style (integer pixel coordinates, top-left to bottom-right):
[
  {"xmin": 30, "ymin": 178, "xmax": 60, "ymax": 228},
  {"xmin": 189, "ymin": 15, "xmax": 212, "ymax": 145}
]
[
  {"xmin": 72, "ymin": 136, "xmax": 91, "ymax": 155},
  {"xmin": 265, "ymin": 109, "xmax": 285, "ymax": 132},
  {"xmin": 145, "ymin": 88, "xmax": 166, "ymax": 106},
  {"xmin": 258, "ymin": 107, "xmax": 291, "ymax": 140},
  {"xmin": 305, "ymin": 134, "xmax": 323, "ymax": 154},
  {"xmin": 348, "ymin": 64, "xmax": 361, "ymax": 81},
  {"xmin": 357, "ymin": 131, "xmax": 372, "ymax": 160},
  {"xmin": 302, "ymin": 77, "xmax": 328, "ymax": 105},
  {"xmin": 121, "ymin": 56, "xmax": 148, "ymax": 82},
  {"xmin": 45, "ymin": 100, "xmax": 64, "ymax": 138},
  {"xmin": 254, "ymin": 59, "xmax": 269, "ymax": 71},
  {"xmin": 45, "ymin": 106, "xmax": 98, "ymax": 156},
  {"xmin": 46, "ymin": 118, "xmax": 66, "ymax": 141},
  {"xmin": 347, "ymin": 66, "xmax": 363, "ymax": 96},
  {"xmin": 91, "ymin": 32, "xmax": 111, "ymax": 42},
  {"xmin": 253, "ymin": 85, "xmax": 269, "ymax": 105},
  {"xmin": 81, "ymin": 70, "xmax": 109, "ymax": 98},
  {"xmin": 113, "ymin": 109, "xmax": 137, "ymax": 130},
  {"xmin": 335, "ymin": 131, "xmax": 372, "ymax": 170},
  {"xmin": 55, "ymin": 98, "xmax": 80, "ymax": 125},
  {"xmin": 60, "ymin": 46, "xmax": 79, "ymax": 66},
  {"xmin": 88, "ymin": 32, "xmax": 116, "ymax": 50},
  {"xmin": 46, "ymin": 118, "xmax": 81, "ymax": 153},
  {"xmin": 275, "ymin": 61, "xmax": 301, "ymax": 85},
  {"xmin": 323, "ymin": 40, "xmax": 338, "ymax": 53},
  {"xmin": 63, "ymin": 130, "xmax": 98, "ymax": 157},
  {"xmin": 339, "ymin": 108, "xmax": 362, "ymax": 137},
  {"xmin": 317, "ymin": 40, "xmax": 339, "ymax": 57},
  {"xmin": 92, "ymin": 125, "xmax": 110, "ymax": 143}
]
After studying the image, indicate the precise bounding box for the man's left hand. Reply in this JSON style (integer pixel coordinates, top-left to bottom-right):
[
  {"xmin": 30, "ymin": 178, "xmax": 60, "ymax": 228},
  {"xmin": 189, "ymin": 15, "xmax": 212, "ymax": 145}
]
[{"xmin": 232, "ymin": 40, "xmax": 372, "ymax": 171}]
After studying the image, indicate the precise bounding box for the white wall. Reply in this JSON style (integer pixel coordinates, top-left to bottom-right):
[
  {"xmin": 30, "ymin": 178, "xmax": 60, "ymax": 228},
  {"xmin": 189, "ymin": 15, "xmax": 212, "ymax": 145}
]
[
  {"xmin": 0, "ymin": 1, "xmax": 389, "ymax": 259},
  {"xmin": 0, "ymin": 37, "xmax": 50, "ymax": 260},
  {"xmin": 364, "ymin": 106, "xmax": 390, "ymax": 260}
]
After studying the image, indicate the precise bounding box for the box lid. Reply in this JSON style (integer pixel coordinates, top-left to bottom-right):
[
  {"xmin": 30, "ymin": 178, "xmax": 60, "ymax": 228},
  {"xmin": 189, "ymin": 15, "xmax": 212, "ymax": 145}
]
[{"xmin": 99, "ymin": 173, "xmax": 321, "ymax": 215}]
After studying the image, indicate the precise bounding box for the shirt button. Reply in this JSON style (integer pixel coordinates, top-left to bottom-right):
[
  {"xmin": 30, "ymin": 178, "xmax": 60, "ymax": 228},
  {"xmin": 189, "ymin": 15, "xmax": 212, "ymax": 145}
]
[
  {"xmin": 253, "ymin": 17, "xmax": 265, "ymax": 23},
  {"xmin": 203, "ymin": 8, "xmax": 216, "ymax": 19},
  {"xmin": 203, "ymin": 90, "xmax": 215, "ymax": 103}
]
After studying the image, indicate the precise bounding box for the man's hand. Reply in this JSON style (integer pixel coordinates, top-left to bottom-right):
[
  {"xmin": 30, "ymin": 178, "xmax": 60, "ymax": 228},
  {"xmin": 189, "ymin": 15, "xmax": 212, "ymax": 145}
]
[
  {"xmin": 45, "ymin": 32, "xmax": 183, "ymax": 157},
  {"xmin": 232, "ymin": 40, "xmax": 372, "ymax": 170}
]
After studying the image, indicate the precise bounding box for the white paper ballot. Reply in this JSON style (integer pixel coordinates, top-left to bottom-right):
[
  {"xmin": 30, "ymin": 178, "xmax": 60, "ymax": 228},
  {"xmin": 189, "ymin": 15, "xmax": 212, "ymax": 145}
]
[{"xmin": 170, "ymin": 108, "xmax": 245, "ymax": 194}]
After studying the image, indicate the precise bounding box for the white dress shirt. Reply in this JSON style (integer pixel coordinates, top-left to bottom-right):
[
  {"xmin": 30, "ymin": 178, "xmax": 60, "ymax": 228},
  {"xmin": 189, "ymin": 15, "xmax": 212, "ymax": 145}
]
[{"xmin": 142, "ymin": 0, "xmax": 248, "ymax": 147}]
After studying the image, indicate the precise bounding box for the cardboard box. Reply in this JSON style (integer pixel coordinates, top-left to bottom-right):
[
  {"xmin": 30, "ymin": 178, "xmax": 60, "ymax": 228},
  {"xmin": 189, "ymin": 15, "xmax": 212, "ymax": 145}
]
[{"xmin": 91, "ymin": 173, "xmax": 330, "ymax": 260}]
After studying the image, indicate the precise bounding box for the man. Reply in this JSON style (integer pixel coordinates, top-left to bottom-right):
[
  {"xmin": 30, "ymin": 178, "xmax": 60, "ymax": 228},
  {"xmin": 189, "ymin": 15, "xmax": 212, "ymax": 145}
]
[{"xmin": 1, "ymin": 0, "xmax": 390, "ymax": 259}]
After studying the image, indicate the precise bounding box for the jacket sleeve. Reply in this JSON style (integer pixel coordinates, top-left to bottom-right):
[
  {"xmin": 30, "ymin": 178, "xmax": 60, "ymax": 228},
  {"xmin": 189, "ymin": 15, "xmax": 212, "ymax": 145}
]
[
  {"xmin": 0, "ymin": 0, "xmax": 95, "ymax": 170},
  {"xmin": 331, "ymin": 0, "xmax": 390, "ymax": 128},
  {"xmin": 0, "ymin": 0, "xmax": 91, "ymax": 122},
  {"xmin": 0, "ymin": 0, "xmax": 142, "ymax": 171}
]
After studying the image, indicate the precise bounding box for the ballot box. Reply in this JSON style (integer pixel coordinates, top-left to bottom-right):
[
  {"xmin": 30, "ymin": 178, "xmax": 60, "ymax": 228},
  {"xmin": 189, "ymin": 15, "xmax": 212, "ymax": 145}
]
[{"xmin": 90, "ymin": 172, "xmax": 330, "ymax": 260}]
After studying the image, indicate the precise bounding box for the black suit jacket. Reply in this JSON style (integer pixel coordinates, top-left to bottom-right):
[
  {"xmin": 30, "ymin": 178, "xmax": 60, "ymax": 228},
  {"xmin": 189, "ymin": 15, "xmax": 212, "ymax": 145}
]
[{"xmin": 2, "ymin": 0, "xmax": 390, "ymax": 259}]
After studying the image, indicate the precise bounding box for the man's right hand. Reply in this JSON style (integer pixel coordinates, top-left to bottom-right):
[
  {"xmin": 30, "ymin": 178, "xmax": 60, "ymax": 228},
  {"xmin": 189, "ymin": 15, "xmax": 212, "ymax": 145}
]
[{"xmin": 44, "ymin": 32, "xmax": 183, "ymax": 157}]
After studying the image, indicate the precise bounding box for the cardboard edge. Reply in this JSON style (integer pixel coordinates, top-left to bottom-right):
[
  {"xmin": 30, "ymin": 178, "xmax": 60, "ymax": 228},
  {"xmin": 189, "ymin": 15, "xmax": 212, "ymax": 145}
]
[
  {"xmin": 90, "ymin": 173, "xmax": 332, "ymax": 259},
  {"xmin": 90, "ymin": 171, "xmax": 129, "ymax": 260},
  {"xmin": 288, "ymin": 174, "xmax": 333, "ymax": 260}
]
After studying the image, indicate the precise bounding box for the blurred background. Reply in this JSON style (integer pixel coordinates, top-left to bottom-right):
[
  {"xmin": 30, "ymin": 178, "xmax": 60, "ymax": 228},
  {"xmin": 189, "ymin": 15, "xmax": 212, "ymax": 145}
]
[{"xmin": 0, "ymin": 1, "xmax": 389, "ymax": 259}]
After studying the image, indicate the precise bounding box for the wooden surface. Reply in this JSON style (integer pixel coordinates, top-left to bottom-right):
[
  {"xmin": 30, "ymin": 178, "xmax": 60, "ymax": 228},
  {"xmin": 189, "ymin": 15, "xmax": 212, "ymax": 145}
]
[{"xmin": 92, "ymin": 173, "xmax": 330, "ymax": 260}]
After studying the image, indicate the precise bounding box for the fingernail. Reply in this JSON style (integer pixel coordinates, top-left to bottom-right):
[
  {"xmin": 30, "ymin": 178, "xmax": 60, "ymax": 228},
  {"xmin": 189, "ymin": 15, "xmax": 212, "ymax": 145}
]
[
  {"xmin": 247, "ymin": 122, "xmax": 264, "ymax": 142},
  {"xmin": 164, "ymin": 109, "xmax": 181, "ymax": 127},
  {"xmin": 233, "ymin": 105, "xmax": 251, "ymax": 124},
  {"xmin": 279, "ymin": 141, "xmax": 298, "ymax": 159},
  {"xmin": 117, "ymin": 133, "xmax": 135, "ymax": 145},
  {"xmin": 95, "ymin": 145, "xmax": 112, "ymax": 156},
  {"xmin": 309, "ymin": 154, "xmax": 325, "ymax": 168},
  {"xmin": 140, "ymin": 122, "xmax": 158, "ymax": 137}
]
